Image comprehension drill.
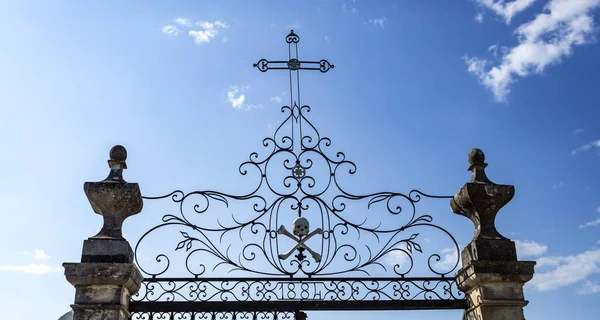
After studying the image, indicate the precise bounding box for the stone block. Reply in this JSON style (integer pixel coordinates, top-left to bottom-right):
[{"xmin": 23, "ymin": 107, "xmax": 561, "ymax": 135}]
[{"xmin": 81, "ymin": 238, "xmax": 134, "ymax": 263}]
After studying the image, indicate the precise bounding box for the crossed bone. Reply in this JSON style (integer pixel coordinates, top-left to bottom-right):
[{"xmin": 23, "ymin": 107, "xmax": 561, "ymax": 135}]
[{"xmin": 277, "ymin": 225, "xmax": 323, "ymax": 262}]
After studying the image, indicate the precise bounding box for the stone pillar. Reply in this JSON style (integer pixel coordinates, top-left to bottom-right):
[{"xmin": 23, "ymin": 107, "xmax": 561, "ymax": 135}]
[
  {"xmin": 63, "ymin": 145, "xmax": 143, "ymax": 320},
  {"xmin": 451, "ymin": 149, "xmax": 535, "ymax": 320}
]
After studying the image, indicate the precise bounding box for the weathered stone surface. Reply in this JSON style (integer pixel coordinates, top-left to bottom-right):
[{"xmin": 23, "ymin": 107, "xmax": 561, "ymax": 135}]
[
  {"xmin": 85, "ymin": 182, "xmax": 142, "ymax": 239},
  {"xmin": 461, "ymin": 238, "xmax": 517, "ymax": 266},
  {"xmin": 63, "ymin": 145, "xmax": 143, "ymax": 320},
  {"xmin": 64, "ymin": 263, "xmax": 142, "ymax": 320},
  {"xmin": 451, "ymin": 149, "xmax": 535, "ymax": 320},
  {"xmin": 84, "ymin": 145, "xmax": 143, "ymax": 239},
  {"xmin": 450, "ymin": 149, "xmax": 515, "ymax": 242},
  {"xmin": 63, "ymin": 263, "xmax": 142, "ymax": 291},
  {"xmin": 81, "ymin": 238, "xmax": 134, "ymax": 263}
]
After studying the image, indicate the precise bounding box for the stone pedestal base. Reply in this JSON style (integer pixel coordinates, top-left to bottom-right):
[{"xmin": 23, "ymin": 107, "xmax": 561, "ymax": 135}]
[
  {"xmin": 456, "ymin": 260, "xmax": 535, "ymax": 320},
  {"xmin": 63, "ymin": 263, "xmax": 142, "ymax": 320}
]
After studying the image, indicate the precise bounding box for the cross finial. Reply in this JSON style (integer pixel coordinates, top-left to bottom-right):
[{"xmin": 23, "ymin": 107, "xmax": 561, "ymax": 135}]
[
  {"xmin": 253, "ymin": 30, "xmax": 334, "ymax": 109},
  {"xmin": 253, "ymin": 31, "xmax": 334, "ymax": 152}
]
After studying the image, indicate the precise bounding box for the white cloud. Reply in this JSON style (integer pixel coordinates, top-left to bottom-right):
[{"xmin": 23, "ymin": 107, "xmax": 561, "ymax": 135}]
[
  {"xmin": 189, "ymin": 29, "xmax": 218, "ymax": 44},
  {"xmin": 161, "ymin": 25, "xmax": 181, "ymax": 37},
  {"xmin": 162, "ymin": 18, "xmax": 228, "ymax": 44},
  {"xmin": 433, "ymin": 247, "xmax": 460, "ymax": 271},
  {"xmin": 367, "ymin": 17, "xmax": 388, "ymax": 28},
  {"xmin": 475, "ymin": 0, "xmax": 538, "ymax": 24},
  {"xmin": 578, "ymin": 280, "xmax": 600, "ymax": 294},
  {"xmin": 21, "ymin": 249, "xmax": 50, "ymax": 260},
  {"xmin": 385, "ymin": 249, "xmax": 409, "ymax": 267},
  {"xmin": 465, "ymin": 0, "xmax": 600, "ymax": 101},
  {"xmin": 573, "ymin": 128, "xmax": 584, "ymax": 135},
  {"xmin": 515, "ymin": 240, "xmax": 548, "ymax": 258},
  {"xmin": 476, "ymin": 12, "xmax": 485, "ymax": 23},
  {"xmin": 188, "ymin": 21, "xmax": 228, "ymax": 45},
  {"xmin": 571, "ymin": 139, "xmax": 600, "ymax": 155},
  {"xmin": 530, "ymin": 248, "xmax": 600, "ymax": 291},
  {"xmin": 0, "ymin": 264, "xmax": 61, "ymax": 275},
  {"xmin": 226, "ymin": 85, "xmax": 260, "ymax": 111},
  {"xmin": 227, "ymin": 86, "xmax": 246, "ymax": 109},
  {"xmin": 270, "ymin": 96, "xmax": 282, "ymax": 103},
  {"xmin": 33, "ymin": 249, "xmax": 50, "ymax": 260},
  {"xmin": 580, "ymin": 217, "xmax": 600, "ymax": 228},
  {"xmin": 174, "ymin": 18, "xmax": 192, "ymax": 27}
]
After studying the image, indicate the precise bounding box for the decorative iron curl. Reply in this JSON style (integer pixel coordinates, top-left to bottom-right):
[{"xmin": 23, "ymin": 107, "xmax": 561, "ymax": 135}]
[
  {"xmin": 253, "ymin": 59, "xmax": 269, "ymax": 72},
  {"xmin": 130, "ymin": 311, "xmax": 295, "ymax": 320},
  {"xmin": 319, "ymin": 60, "xmax": 334, "ymax": 73},
  {"xmin": 286, "ymin": 30, "xmax": 299, "ymax": 43},
  {"xmin": 135, "ymin": 103, "xmax": 461, "ymax": 280},
  {"xmin": 132, "ymin": 278, "xmax": 464, "ymax": 303}
]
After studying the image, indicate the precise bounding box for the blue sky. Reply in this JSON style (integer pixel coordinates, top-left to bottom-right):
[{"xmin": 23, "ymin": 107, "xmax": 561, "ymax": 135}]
[{"xmin": 1, "ymin": 0, "xmax": 600, "ymax": 319}]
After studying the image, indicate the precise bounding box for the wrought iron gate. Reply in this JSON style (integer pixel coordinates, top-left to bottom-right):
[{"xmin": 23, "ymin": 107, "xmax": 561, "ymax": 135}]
[{"xmin": 129, "ymin": 30, "xmax": 467, "ymax": 320}]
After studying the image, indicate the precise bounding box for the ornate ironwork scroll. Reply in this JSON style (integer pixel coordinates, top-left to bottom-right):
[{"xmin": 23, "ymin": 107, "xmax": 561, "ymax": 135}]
[
  {"xmin": 130, "ymin": 31, "xmax": 466, "ymax": 317},
  {"xmin": 131, "ymin": 311, "xmax": 295, "ymax": 320},
  {"xmin": 133, "ymin": 102, "xmax": 461, "ymax": 279}
]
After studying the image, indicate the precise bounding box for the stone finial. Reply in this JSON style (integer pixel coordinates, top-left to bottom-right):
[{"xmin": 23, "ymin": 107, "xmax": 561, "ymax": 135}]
[
  {"xmin": 451, "ymin": 148, "xmax": 514, "ymax": 242},
  {"xmin": 451, "ymin": 148, "xmax": 516, "ymax": 264},
  {"xmin": 104, "ymin": 145, "xmax": 128, "ymax": 183},
  {"xmin": 84, "ymin": 145, "xmax": 142, "ymax": 239},
  {"xmin": 467, "ymin": 148, "xmax": 491, "ymax": 183},
  {"xmin": 451, "ymin": 149, "xmax": 535, "ymax": 320}
]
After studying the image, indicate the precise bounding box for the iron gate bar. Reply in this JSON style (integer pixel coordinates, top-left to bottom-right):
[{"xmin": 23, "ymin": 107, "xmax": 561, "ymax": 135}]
[
  {"xmin": 130, "ymin": 300, "xmax": 468, "ymax": 313},
  {"xmin": 132, "ymin": 277, "xmax": 463, "ymax": 304}
]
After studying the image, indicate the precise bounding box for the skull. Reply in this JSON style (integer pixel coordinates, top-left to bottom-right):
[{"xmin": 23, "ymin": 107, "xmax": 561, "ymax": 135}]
[{"xmin": 292, "ymin": 217, "xmax": 309, "ymax": 236}]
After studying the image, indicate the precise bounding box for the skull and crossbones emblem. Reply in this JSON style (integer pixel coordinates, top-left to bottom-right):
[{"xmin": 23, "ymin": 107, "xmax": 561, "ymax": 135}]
[{"xmin": 277, "ymin": 217, "xmax": 323, "ymax": 262}]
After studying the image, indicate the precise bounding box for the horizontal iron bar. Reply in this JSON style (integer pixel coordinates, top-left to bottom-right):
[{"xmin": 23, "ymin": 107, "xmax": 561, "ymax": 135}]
[
  {"xmin": 130, "ymin": 300, "xmax": 468, "ymax": 312},
  {"xmin": 143, "ymin": 277, "xmax": 451, "ymax": 282}
]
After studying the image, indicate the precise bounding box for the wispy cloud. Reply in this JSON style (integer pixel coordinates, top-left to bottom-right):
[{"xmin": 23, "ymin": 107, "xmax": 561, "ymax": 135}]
[
  {"xmin": 530, "ymin": 248, "xmax": 600, "ymax": 291},
  {"xmin": 161, "ymin": 25, "xmax": 181, "ymax": 37},
  {"xmin": 385, "ymin": 248, "xmax": 410, "ymax": 269},
  {"xmin": 21, "ymin": 249, "xmax": 50, "ymax": 260},
  {"xmin": 578, "ymin": 280, "xmax": 600, "ymax": 295},
  {"xmin": 515, "ymin": 240, "xmax": 548, "ymax": 258},
  {"xmin": 367, "ymin": 17, "xmax": 387, "ymax": 28},
  {"xmin": 227, "ymin": 85, "xmax": 247, "ymax": 109},
  {"xmin": 270, "ymin": 92, "xmax": 286, "ymax": 104},
  {"xmin": 433, "ymin": 247, "xmax": 461, "ymax": 271},
  {"xmin": 161, "ymin": 18, "xmax": 229, "ymax": 45},
  {"xmin": 552, "ymin": 182, "xmax": 564, "ymax": 189},
  {"xmin": 174, "ymin": 17, "xmax": 192, "ymax": 27},
  {"xmin": 189, "ymin": 21, "xmax": 229, "ymax": 45},
  {"xmin": 580, "ymin": 207, "xmax": 600, "ymax": 228},
  {"xmin": 0, "ymin": 264, "xmax": 61, "ymax": 275},
  {"xmin": 581, "ymin": 218, "xmax": 600, "ymax": 228},
  {"xmin": 475, "ymin": 12, "xmax": 485, "ymax": 23},
  {"xmin": 226, "ymin": 86, "xmax": 262, "ymax": 111},
  {"xmin": 465, "ymin": 0, "xmax": 600, "ymax": 101},
  {"xmin": 571, "ymin": 139, "xmax": 600, "ymax": 155},
  {"xmin": 474, "ymin": 0, "xmax": 538, "ymax": 24},
  {"xmin": 573, "ymin": 128, "xmax": 584, "ymax": 135},
  {"xmin": 342, "ymin": 3, "xmax": 358, "ymax": 14}
]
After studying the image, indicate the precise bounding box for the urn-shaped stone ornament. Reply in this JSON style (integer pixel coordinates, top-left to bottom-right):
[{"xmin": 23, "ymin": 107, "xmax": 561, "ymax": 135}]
[
  {"xmin": 84, "ymin": 145, "xmax": 143, "ymax": 239},
  {"xmin": 451, "ymin": 148, "xmax": 517, "ymax": 263}
]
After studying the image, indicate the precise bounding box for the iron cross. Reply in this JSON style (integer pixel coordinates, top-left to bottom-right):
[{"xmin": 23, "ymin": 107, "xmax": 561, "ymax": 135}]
[
  {"xmin": 253, "ymin": 30, "xmax": 334, "ymax": 109},
  {"xmin": 253, "ymin": 30, "xmax": 334, "ymax": 149}
]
